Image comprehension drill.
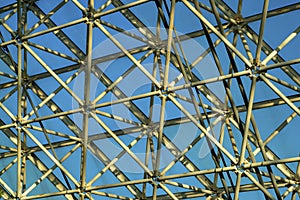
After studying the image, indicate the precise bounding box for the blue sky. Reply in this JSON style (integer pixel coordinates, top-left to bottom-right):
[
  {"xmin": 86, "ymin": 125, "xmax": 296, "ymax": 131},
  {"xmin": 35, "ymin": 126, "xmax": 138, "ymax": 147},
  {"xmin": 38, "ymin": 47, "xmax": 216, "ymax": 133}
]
[{"xmin": 0, "ymin": 0, "xmax": 300, "ymax": 199}]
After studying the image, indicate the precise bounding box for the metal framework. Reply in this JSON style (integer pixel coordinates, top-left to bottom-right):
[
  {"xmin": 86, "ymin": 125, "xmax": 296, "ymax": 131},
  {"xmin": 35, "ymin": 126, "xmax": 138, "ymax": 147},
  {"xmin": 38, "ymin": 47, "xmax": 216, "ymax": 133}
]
[{"xmin": 0, "ymin": 0, "xmax": 300, "ymax": 199}]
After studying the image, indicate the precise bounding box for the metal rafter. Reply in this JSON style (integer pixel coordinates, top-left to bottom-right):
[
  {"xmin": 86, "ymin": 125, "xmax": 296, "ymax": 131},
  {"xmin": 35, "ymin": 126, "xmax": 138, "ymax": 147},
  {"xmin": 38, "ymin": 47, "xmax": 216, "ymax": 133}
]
[{"xmin": 0, "ymin": 0, "xmax": 300, "ymax": 199}]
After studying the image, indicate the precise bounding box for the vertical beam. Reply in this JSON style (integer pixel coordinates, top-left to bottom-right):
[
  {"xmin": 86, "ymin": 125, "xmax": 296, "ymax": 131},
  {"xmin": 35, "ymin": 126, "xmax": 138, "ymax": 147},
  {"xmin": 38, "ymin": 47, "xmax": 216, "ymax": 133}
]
[
  {"xmin": 163, "ymin": 0, "xmax": 176, "ymax": 89},
  {"xmin": 144, "ymin": 46, "xmax": 159, "ymax": 198},
  {"xmin": 80, "ymin": 1, "xmax": 93, "ymax": 199},
  {"xmin": 21, "ymin": 1, "xmax": 28, "ymax": 193},
  {"xmin": 237, "ymin": 0, "xmax": 243, "ymax": 15},
  {"xmin": 238, "ymin": 77, "xmax": 256, "ymax": 166},
  {"xmin": 210, "ymin": 3, "xmax": 287, "ymax": 199},
  {"xmin": 16, "ymin": 0, "xmax": 23, "ymax": 196},
  {"xmin": 17, "ymin": 43, "xmax": 22, "ymax": 199},
  {"xmin": 234, "ymin": 78, "xmax": 256, "ymax": 200},
  {"xmin": 255, "ymin": 0, "xmax": 270, "ymax": 63},
  {"xmin": 154, "ymin": 96, "xmax": 166, "ymax": 177}
]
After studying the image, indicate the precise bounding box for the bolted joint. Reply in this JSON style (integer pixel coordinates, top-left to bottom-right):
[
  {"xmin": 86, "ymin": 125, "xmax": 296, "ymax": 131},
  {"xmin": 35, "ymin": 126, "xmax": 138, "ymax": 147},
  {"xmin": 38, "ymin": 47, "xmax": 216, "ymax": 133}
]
[
  {"xmin": 246, "ymin": 63, "xmax": 261, "ymax": 79},
  {"xmin": 223, "ymin": 110, "xmax": 232, "ymax": 118},
  {"xmin": 249, "ymin": 72, "xmax": 257, "ymax": 79},
  {"xmin": 151, "ymin": 43, "xmax": 166, "ymax": 52},
  {"xmin": 79, "ymin": 190, "xmax": 88, "ymax": 198},
  {"xmin": 22, "ymin": 75, "xmax": 30, "ymax": 86},
  {"xmin": 85, "ymin": 7, "xmax": 95, "ymax": 23},
  {"xmin": 234, "ymin": 163, "xmax": 246, "ymax": 176},
  {"xmin": 233, "ymin": 14, "xmax": 244, "ymax": 25},
  {"xmin": 151, "ymin": 175, "xmax": 161, "ymax": 186},
  {"xmin": 245, "ymin": 63, "xmax": 255, "ymax": 71},
  {"xmin": 230, "ymin": 14, "xmax": 245, "ymax": 32},
  {"xmin": 145, "ymin": 123, "xmax": 157, "ymax": 134},
  {"xmin": 15, "ymin": 125, "xmax": 22, "ymax": 131},
  {"xmin": 15, "ymin": 118, "xmax": 23, "ymax": 128},
  {"xmin": 248, "ymin": 61, "xmax": 266, "ymax": 80},
  {"xmin": 257, "ymin": 62, "xmax": 266, "ymax": 73},
  {"xmin": 159, "ymin": 86, "xmax": 173, "ymax": 99},
  {"xmin": 14, "ymin": 35, "xmax": 23, "ymax": 44},
  {"xmin": 81, "ymin": 101, "xmax": 95, "ymax": 116}
]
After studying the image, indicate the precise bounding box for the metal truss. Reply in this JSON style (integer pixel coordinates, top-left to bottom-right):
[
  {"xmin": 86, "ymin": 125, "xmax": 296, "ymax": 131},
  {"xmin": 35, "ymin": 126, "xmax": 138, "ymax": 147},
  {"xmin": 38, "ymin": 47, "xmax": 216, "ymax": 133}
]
[{"xmin": 0, "ymin": 0, "xmax": 300, "ymax": 199}]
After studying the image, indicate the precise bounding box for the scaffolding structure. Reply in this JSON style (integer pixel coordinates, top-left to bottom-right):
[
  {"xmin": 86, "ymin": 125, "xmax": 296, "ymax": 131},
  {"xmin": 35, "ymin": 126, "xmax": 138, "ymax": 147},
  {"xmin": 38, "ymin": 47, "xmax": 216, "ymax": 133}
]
[{"xmin": 0, "ymin": 0, "xmax": 300, "ymax": 199}]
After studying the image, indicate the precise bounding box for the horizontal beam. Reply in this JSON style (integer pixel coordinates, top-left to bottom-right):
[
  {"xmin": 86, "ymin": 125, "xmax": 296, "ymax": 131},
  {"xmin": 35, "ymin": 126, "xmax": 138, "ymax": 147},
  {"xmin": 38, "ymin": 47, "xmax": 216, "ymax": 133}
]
[
  {"xmin": 87, "ymin": 93, "xmax": 300, "ymax": 141},
  {"xmin": 0, "ymin": 2, "xmax": 17, "ymax": 14},
  {"xmin": 158, "ymin": 156, "xmax": 300, "ymax": 180},
  {"xmin": 244, "ymin": 2, "xmax": 300, "ymax": 23},
  {"xmin": 150, "ymin": 182, "xmax": 290, "ymax": 199}
]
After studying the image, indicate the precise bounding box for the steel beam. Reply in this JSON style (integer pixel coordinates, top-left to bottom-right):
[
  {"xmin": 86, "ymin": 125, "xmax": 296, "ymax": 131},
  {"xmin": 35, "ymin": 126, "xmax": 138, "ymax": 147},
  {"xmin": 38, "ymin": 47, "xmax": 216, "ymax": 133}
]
[{"xmin": 0, "ymin": 0, "xmax": 300, "ymax": 199}]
